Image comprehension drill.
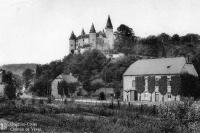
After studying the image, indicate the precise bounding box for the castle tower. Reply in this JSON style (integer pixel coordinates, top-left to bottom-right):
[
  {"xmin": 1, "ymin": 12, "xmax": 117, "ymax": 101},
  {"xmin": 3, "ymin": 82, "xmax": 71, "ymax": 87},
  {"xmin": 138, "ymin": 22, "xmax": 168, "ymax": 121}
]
[
  {"xmin": 78, "ymin": 28, "xmax": 86, "ymax": 47},
  {"xmin": 81, "ymin": 28, "xmax": 86, "ymax": 36},
  {"xmin": 105, "ymin": 15, "xmax": 114, "ymax": 49},
  {"xmin": 89, "ymin": 23, "xmax": 97, "ymax": 49},
  {"xmin": 69, "ymin": 31, "xmax": 76, "ymax": 53}
]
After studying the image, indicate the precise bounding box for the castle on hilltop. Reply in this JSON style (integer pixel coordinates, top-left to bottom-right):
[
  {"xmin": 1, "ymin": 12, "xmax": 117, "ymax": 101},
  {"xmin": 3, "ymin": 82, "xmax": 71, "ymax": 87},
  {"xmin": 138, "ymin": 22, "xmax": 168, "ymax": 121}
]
[{"xmin": 69, "ymin": 15, "xmax": 115, "ymax": 54}]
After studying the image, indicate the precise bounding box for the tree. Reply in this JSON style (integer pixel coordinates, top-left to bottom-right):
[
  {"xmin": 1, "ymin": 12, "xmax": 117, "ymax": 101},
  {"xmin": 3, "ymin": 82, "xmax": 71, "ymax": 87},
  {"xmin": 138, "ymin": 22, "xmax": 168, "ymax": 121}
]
[
  {"xmin": 67, "ymin": 82, "xmax": 78, "ymax": 96},
  {"xmin": 90, "ymin": 82, "xmax": 104, "ymax": 92},
  {"xmin": 64, "ymin": 49, "xmax": 107, "ymax": 83},
  {"xmin": 135, "ymin": 76, "xmax": 145, "ymax": 100},
  {"xmin": 57, "ymin": 81, "xmax": 65, "ymax": 98},
  {"xmin": 172, "ymin": 34, "xmax": 180, "ymax": 45},
  {"xmin": 102, "ymin": 55, "xmax": 138, "ymax": 83},
  {"xmin": 22, "ymin": 68, "xmax": 34, "ymax": 89},
  {"xmin": 110, "ymin": 81, "xmax": 122, "ymax": 99},
  {"xmin": 171, "ymin": 75, "xmax": 181, "ymax": 100},
  {"xmin": 2, "ymin": 71, "xmax": 12, "ymax": 84},
  {"xmin": 99, "ymin": 92, "xmax": 106, "ymax": 100},
  {"xmin": 30, "ymin": 77, "xmax": 51, "ymax": 97},
  {"xmin": 148, "ymin": 76, "xmax": 155, "ymax": 101},
  {"xmin": 35, "ymin": 65, "xmax": 42, "ymax": 79},
  {"xmin": 159, "ymin": 76, "xmax": 167, "ymax": 102},
  {"xmin": 2, "ymin": 71, "xmax": 16, "ymax": 99},
  {"xmin": 114, "ymin": 24, "xmax": 136, "ymax": 55},
  {"xmin": 180, "ymin": 74, "xmax": 200, "ymax": 99},
  {"xmin": 157, "ymin": 33, "xmax": 171, "ymax": 57},
  {"xmin": 4, "ymin": 84, "xmax": 16, "ymax": 99},
  {"xmin": 181, "ymin": 34, "xmax": 200, "ymax": 44},
  {"xmin": 57, "ymin": 80, "xmax": 78, "ymax": 98},
  {"xmin": 139, "ymin": 35, "xmax": 159, "ymax": 57}
]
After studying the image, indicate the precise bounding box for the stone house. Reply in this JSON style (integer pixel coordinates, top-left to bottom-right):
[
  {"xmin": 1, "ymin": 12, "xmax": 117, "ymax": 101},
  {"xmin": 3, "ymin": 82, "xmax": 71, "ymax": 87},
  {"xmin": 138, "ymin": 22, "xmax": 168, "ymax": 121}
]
[
  {"xmin": 123, "ymin": 57, "xmax": 198, "ymax": 102},
  {"xmin": 51, "ymin": 73, "xmax": 82, "ymax": 99}
]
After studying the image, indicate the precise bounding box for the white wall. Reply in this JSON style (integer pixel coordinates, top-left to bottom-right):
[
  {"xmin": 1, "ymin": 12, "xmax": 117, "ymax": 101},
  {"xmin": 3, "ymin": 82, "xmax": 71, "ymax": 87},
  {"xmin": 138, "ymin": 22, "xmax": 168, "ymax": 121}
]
[
  {"xmin": 123, "ymin": 75, "xmax": 181, "ymax": 102},
  {"xmin": 51, "ymin": 79, "xmax": 63, "ymax": 99},
  {"xmin": 123, "ymin": 76, "xmax": 135, "ymax": 101}
]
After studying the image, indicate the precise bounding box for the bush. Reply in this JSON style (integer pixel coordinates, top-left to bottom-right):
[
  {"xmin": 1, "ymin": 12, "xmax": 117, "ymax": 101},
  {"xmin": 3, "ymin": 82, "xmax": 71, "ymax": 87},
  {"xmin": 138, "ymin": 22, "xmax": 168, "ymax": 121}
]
[{"xmin": 99, "ymin": 92, "xmax": 106, "ymax": 100}]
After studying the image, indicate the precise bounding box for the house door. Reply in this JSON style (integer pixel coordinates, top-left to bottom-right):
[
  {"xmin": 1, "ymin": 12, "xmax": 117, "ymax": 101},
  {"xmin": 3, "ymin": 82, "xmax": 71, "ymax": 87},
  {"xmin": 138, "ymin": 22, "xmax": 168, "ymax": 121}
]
[
  {"xmin": 130, "ymin": 90, "xmax": 134, "ymax": 101},
  {"xmin": 130, "ymin": 90, "xmax": 138, "ymax": 101},
  {"xmin": 134, "ymin": 91, "xmax": 138, "ymax": 101},
  {"xmin": 155, "ymin": 92, "xmax": 159, "ymax": 102}
]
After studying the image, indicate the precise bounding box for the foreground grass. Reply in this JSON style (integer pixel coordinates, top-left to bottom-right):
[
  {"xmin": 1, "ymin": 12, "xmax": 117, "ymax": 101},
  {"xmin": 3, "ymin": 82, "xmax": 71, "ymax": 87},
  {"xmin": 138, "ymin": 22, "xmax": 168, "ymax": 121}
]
[{"xmin": 0, "ymin": 99, "xmax": 200, "ymax": 132}]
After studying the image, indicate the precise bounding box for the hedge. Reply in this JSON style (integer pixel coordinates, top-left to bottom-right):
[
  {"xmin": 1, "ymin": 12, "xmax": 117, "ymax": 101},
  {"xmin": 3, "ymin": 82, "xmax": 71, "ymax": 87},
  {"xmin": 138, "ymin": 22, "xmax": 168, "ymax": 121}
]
[
  {"xmin": 136, "ymin": 76, "xmax": 145, "ymax": 93},
  {"xmin": 148, "ymin": 76, "xmax": 155, "ymax": 93},
  {"xmin": 159, "ymin": 76, "xmax": 167, "ymax": 95}
]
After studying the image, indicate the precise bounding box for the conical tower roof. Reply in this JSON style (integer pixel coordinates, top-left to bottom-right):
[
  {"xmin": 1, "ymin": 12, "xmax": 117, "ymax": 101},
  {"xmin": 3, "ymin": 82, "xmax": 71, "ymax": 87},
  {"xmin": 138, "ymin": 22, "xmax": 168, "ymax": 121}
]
[
  {"xmin": 81, "ymin": 28, "xmax": 86, "ymax": 36},
  {"xmin": 69, "ymin": 31, "xmax": 76, "ymax": 40},
  {"xmin": 89, "ymin": 23, "xmax": 96, "ymax": 33},
  {"xmin": 105, "ymin": 15, "xmax": 113, "ymax": 29}
]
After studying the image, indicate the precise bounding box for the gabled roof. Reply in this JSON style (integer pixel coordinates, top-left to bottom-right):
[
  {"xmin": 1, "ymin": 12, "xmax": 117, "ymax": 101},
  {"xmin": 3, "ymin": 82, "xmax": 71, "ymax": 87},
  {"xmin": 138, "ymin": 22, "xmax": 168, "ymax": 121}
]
[
  {"xmin": 69, "ymin": 31, "xmax": 76, "ymax": 40},
  {"xmin": 89, "ymin": 23, "xmax": 96, "ymax": 33},
  {"xmin": 123, "ymin": 57, "xmax": 198, "ymax": 77},
  {"xmin": 105, "ymin": 15, "xmax": 113, "ymax": 29},
  {"xmin": 56, "ymin": 73, "xmax": 78, "ymax": 83}
]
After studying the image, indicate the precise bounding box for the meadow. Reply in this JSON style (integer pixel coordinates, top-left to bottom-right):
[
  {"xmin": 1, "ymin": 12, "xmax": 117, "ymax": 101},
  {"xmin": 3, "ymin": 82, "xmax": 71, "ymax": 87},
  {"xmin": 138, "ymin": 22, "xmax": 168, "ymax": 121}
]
[{"xmin": 0, "ymin": 98, "xmax": 200, "ymax": 133}]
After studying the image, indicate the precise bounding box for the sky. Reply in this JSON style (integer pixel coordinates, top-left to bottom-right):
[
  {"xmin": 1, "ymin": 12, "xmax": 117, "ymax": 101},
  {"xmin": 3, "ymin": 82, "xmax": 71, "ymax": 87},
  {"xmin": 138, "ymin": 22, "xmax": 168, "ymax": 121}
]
[{"xmin": 0, "ymin": 0, "xmax": 200, "ymax": 65}]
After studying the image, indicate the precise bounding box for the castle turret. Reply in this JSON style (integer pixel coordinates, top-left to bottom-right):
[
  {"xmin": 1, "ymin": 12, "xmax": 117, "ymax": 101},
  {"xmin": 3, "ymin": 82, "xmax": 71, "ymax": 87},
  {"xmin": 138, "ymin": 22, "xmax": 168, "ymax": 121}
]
[
  {"xmin": 89, "ymin": 23, "xmax": 97, "ymax": 49},
  {"xmin": 81, "ymin": 28, "xmax": 86, "ymax": 36},
  {"xmin": 105, "ymin": 15, "xmax": 113, "ymax": 30},
  {"xmin": 69, "ymin": 31, "xmax": 76, "ymax": 53},
  {"xmin": 105, "ymin": 15, "xmax": 114, "ymax": 49}
]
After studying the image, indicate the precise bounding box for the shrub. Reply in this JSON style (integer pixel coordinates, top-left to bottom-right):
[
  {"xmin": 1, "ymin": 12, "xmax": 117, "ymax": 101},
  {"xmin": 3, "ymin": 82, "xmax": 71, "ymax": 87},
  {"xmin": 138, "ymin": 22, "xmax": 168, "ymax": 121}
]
[
  {"xmin": 99, "ymin": 92, "xmax": 106, "ymax": 100},
  {"xmin": 135, "ymin": 76, "xmax": 145, "ymax": 93}
]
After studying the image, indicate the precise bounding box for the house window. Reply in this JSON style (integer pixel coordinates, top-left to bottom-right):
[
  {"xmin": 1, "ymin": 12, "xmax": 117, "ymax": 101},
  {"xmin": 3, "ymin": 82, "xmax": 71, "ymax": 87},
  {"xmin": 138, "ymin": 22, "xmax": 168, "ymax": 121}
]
[
  {"xmin": 155, "ymin": 92, "xmax": 159, "ymax": 102},
  {"xmin": 144, "ymin": 92, "xmax": 149, "ymax": 100},
  {"xmin": 167, "ymin": 76, "xmax": 171, "ymax": 86},
  {"xmin": 144, "ymin": 93, "xmax": 147, "ymax": 97},
  {"xmin": 145, "ymin": 76, "xmax": 148, "ymax": 87},
  {"xmin": 132, "ymin": 80, "xmax": 135, "ymax": 87},
  {"xmin": 155, "ymin": 77, "xmax": 160, "ymax": 86},
  {"xmin": 168, "ymin": 93, "xmax": 171, "ymax": 99}
]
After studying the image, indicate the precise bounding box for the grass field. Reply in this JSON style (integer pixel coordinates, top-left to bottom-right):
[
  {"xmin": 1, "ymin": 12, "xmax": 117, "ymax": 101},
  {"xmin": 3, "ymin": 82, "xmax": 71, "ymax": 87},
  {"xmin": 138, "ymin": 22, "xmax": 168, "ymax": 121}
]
[{"xmin": 0, "ymin": 98, "xmax": 200, "ymax": 133}]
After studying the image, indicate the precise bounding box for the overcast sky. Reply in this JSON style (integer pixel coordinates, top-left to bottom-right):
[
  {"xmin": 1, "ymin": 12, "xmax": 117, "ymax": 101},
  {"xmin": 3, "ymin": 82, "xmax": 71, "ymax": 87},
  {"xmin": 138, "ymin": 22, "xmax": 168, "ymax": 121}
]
[{"xmin": 0, "ymin": 0, "xmax": 200, "ymax": 65}]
